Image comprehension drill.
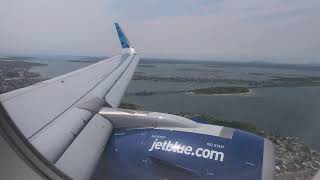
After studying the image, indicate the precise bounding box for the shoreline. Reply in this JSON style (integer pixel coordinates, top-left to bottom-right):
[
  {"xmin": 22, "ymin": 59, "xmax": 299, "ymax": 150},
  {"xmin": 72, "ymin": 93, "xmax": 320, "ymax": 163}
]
[{"xmin": 186, "ymin": 88, "xmax": 254, "ymax": 96}]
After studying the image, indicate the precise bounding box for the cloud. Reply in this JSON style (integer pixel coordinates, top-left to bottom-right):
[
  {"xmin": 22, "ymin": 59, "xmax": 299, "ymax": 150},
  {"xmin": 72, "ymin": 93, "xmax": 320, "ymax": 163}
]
[
  {"xmin": 0, "ymin": 0, "xmax": 119, "ymax": 55},
  {"xmin": 0, "ymin": 0, "xmax": 319, "ymax": 62},
  {"xmin": 109, "ymin": 0, "xmax": 223, "ymax": 18}
]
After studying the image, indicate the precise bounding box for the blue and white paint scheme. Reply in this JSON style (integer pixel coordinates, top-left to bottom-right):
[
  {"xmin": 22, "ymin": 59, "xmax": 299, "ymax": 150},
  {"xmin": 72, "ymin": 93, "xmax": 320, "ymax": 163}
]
[
  {"xmin": 94, "ymin": 108, "xmax": 275, "ymax": 180},
  {"xmin": 94, "ymin": 129, "xmax": 265, "ymax": 180},
  {"xmin": 114, "ymin": 22, "xmax": 136, "ymax": 54},
  {"xmin": 0, "ymin": 23, "xmax": 274, "ymax": 180},
  {"xmin": 115, "ymin": 22, "xmax": 131, "ymax": 49}
]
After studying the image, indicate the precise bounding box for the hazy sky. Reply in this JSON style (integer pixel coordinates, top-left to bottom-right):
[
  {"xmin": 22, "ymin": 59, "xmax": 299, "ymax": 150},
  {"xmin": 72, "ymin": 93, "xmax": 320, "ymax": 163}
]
[{"xmin": 0, "ymin": 0, "xmax": 319, "ymax": 62}]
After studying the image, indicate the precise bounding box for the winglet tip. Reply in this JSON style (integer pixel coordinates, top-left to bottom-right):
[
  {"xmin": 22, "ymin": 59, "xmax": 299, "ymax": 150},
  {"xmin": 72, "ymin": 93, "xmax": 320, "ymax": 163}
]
[{"xmin": 114, "ymin": 22, "xmax": 132, "ymax": 49}]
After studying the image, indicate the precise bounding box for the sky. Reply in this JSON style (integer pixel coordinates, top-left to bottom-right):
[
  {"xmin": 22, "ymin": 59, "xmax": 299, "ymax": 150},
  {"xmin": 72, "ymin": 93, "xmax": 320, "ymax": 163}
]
[{"xmin": 0, "ymin": 0, "xmax": 319, "ymax": 63}]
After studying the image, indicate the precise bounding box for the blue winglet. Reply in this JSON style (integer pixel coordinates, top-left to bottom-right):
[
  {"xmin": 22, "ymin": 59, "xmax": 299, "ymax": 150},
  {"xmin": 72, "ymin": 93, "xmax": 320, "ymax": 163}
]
[{"xmin": 114, "ymin": 23, "xmax": 131, "ymax": 49}]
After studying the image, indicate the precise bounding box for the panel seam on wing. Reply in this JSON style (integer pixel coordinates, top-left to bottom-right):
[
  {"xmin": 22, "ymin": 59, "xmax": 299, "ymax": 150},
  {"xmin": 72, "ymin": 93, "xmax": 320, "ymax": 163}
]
[{"xmin": 27, "ymin": 54, "xmax": 136, "ymax": 139}]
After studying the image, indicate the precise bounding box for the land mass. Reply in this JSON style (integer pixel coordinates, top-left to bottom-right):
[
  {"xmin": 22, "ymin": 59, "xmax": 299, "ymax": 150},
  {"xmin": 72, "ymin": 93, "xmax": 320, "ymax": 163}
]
[
  {"xmin": 0, "ymin": 60, "xmax": 47, "ymax": 93},
  {"xmin": 125, "ymin": 87, "xmax": 251, "ymax": 96},
  {"xmin": 133, "ymin": 74, "xmax": 320, "ymax": 87},
  {"xmin": 0, "ymin": 56, "xmax": 34, "ymax": 61},
  {"xmin": 191, "ymin": 87, "xmax": 250, "ymax": 95},
  {"xmin": 0, "ymin": 60, "xmax": 47, "ymax": 68}
]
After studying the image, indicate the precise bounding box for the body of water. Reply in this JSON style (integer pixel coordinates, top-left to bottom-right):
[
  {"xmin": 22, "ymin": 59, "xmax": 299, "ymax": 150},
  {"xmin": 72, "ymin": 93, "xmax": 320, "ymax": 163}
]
[
  {"xmin": 124, "ymin": 86, "xmax": 320, "ymax": 150},
  {"xmin": 28, "ymin": 56, "xmax": 320, "ymax": 150}
]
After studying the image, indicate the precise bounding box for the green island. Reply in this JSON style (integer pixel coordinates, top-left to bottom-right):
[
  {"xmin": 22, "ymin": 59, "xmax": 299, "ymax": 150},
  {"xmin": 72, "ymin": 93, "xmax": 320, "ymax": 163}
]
[{"xmin": 190, "ymin": 87, "xmax": 250, "ymax": 95}]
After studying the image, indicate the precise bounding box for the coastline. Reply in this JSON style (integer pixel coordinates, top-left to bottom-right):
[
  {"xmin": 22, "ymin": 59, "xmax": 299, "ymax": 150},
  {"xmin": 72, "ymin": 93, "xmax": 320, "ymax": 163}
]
[{"xmin": 186, "ymin": 88, "xmax": 254, "ymax": 96}]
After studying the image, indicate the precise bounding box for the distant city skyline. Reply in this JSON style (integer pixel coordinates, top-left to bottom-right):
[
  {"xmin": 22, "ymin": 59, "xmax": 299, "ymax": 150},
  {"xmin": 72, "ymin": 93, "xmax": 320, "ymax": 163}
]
[{"xmin": 0, "ymin": 0, "xmax": 319, "ymax": 63}]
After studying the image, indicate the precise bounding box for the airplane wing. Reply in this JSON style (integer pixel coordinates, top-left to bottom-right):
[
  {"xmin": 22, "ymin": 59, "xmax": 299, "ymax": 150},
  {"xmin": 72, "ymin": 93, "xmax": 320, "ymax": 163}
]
[
  {"xmin": 0, "ymin": 23, "xmax": 276, "ymax": 180},
  {"xmin": 0, "ymin": 23, "xmax": 139, "ymax": 180}
]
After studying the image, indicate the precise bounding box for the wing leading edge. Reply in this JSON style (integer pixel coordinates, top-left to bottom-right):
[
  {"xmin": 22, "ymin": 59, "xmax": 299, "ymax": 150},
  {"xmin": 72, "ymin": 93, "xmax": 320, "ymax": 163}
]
[{"xmin": 0, "ymin": 23, "xmax": 139, "ymax": 179}]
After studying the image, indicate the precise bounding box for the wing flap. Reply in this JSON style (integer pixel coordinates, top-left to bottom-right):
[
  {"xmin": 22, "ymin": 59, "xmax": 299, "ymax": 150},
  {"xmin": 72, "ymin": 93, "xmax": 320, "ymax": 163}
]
[
  {"xmin": 55, "ymin": 114, "xmax": 113, "ymax": 180},
  {"xmin": 30, "ymin": 107, "xmax": 93, "ymax": 163}
]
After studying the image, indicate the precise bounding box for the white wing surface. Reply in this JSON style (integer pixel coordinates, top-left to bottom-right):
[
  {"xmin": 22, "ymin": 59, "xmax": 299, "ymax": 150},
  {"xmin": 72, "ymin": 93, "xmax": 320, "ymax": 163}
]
[{"xmin": 0, "ymin": 23, "xmax": 139, "ymax": 180}]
